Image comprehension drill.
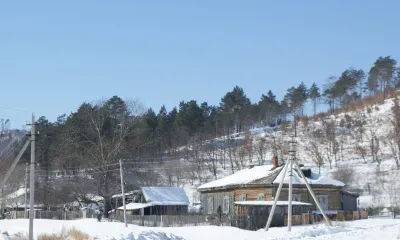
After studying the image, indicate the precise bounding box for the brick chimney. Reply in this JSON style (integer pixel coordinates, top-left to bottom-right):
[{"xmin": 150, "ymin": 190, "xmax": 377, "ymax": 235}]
[{"xmin": 272, "ymin": 156, "xmax": 279, "ymax": 168}]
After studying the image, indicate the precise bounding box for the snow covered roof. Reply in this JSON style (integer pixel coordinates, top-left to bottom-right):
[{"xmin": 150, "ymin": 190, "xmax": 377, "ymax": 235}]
[
  {"xmin": 198, "ymin": 165, "xmax": 282, "ymax": 190},
  {"xmin": 141, "ymin": 187, "xmax": 189, "ymax": 206},
  {"xmin": 273, "ymin": 168, "xmax": 345, "ymax": 187},
  {"xmin": 4, "ymin": 188, "xmax": 28, "ymax": 200},
  {"xmin": 381, "ymin": 208, "xmax": 391, "ymax": 213},
  {"xmin": 198, "ymin": 164, "xmax": 345, "ymax": 191},
  {"xmin": 234, "ymin": 201, "xmax": 312, "ymax": 206},
  {"xmin": 112, "ymin": 191, "xmax": 137, "ymax": 199},
  {"xmin": 118, "ymin": 203, "xmax": 150, "ymax": 210}
]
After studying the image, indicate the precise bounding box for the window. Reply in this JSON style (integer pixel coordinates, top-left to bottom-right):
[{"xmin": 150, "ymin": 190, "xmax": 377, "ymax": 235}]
[
  {"xmin": 239, "ymin": 194, "xmax": 246, "ymax": 201},
  {"xmin": 223, "ymin": 195, "xmax": 230, "ymax": 214},
  {"xmin": 317, "ymin": 195, "xmax": 328, "ymax": 210},
  {"xmin": 207, "ymin": 197, "xmax": 213, "ymax": 214},
  {"xmin": 292, "ymin": 194, "xmax": 301, "ymax": 202},
  {"xmin": 257, "ymin": 193, "xmax": 265, "ymax": 201}
]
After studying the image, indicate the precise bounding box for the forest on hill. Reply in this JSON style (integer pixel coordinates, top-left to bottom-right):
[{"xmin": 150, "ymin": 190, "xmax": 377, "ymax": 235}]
[{"xmin": 2, "ymin": 55, "xmax": 400, "ymax": 214}]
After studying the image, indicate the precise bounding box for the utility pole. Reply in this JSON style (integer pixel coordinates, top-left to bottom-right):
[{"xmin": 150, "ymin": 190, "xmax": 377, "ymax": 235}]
[
  {"xmin": 287, "ymin": 137, "xmax": 296, "ymax": 231},
  {"xmin": 24, "ymin": 163, "xmax": 28, "ymax": 218},
  {"xmin": 29, "ymin": 114, "xmax": 36, "ymax": 240},
  {"xmin": 265, "ymin": 136, "xmax": 331, "ymax": 232},
  {"xmin": 119, "ymin": 159, "xmax": 127, "ymax": 227}
]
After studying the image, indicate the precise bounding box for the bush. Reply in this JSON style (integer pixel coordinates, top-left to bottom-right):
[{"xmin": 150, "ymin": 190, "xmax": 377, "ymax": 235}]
[
  {"xmin": 11, "ymin": 233, "xmax": 28, "ymax": 240},
  {"xmin": 37, "ymin": 228, "xmax": 89, "ymax": 240},
  {"xmin": 331, "ymin": 166, "xmax": 355, "ymax": 186}
]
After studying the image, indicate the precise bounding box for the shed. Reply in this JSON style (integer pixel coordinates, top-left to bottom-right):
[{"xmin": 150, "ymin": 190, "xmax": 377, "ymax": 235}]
[
  {"xmin": 380, "ymin": 208, "xmax": 392, "ymax": 217},
  {"xmin": 124, "ymin": 187, "xmax": 190, "ymax": 215},
  {"xmin": 340, "ymin": 190, "xmax": 359, "ymax": 211}
]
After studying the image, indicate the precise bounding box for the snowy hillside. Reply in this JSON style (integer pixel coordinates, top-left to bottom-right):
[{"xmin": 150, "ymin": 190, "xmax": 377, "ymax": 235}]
[{"xmin": 181, "ymin": 97, "xmax": 400, "ymax": 210}]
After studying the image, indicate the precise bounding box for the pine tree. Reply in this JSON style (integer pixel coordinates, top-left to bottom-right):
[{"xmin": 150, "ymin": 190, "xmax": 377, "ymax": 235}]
[
  {"xmin": 220, "ymin": 86, "xmax": 251, "ymax": 133},
  {"xmin": 259, "ymin": 90, "xmax": 280, "ymax": 125},
  {"xmin": 372, "ymin": 56, "xmax": 397, "ymax": 97},
  {"xmin": 393, "ymin": 68, "xmax": 400, "ymax": 89},
  {"xmin": 309, "ymin": 82, "xmax": 320, "ymax": 116},
  {"xmin": 367, "ymin": 66, "xmax": 379, "ymax": 95}
]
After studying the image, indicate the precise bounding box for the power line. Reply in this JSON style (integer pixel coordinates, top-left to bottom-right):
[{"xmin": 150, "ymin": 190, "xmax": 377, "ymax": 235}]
[
  {"xmin": 0, "ymin": 106, "xmax": 30, "ymax": 113},
  {"xmin": 34, "ymin": 162, "xmax": 208, "ymax": 177}
]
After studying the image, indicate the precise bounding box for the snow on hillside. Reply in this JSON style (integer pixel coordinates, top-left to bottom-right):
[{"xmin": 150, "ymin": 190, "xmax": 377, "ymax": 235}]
[
  {"xmin": 180, "ymin": 97, "xmax": 400, "ymax": 210},
  {"xmin": 0, "ymin": 218, "xmax": 400, "ymax": 240}
]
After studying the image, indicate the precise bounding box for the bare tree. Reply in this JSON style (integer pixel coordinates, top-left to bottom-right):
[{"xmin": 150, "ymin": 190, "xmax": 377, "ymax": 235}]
[
  {"xmin": 244, "ymin": 131, "xmax": 254, "ymax": 164},
  {"xmin": 268, "ymin": 133, "xmax": 288, "ymax": 164},
  {"xmin": 323, "ymin": 119, "xmax": 337, "ymax": 168},
  {"xmin": 354, "ymin": 142, "xmax": 368, "ymax": 164},
  {"xmin": 353, "ymin": 112, "xmax": 367, "ymax": 141},
  {"xmin": 204, "ymin": 140, "xmax": 218, "ymax": 178},
  {"xmin": 386, "ymin": 132, "xmax": 400, "ymax": 169},
  {"xmin": 235, "ymin": 146, "xmax": 247, "ymax": 170},
  {"xmin": 331, "ymin": 165, "xmax": 355, "ymax": 186},
  {"xmin": 61, "ymin": 98, "xmax": 145, "ymax": 216},
  {"xmin": 367, "ymin": 125, "xmax": 381, "ymax": 166},
  {"xmin": 226, "ymin": 137, "xmax": 237, "ymax": 174},
  {"xmin": 307, "ymin": 141, "xmax": 325, "ymax": 174},
  {"xmin": 387, "ymin": 96, "xmax": 400, "ymax": 169},
  {"xmin": 255, "ymin": 135, "xmax": 267, "ymax": 165}
]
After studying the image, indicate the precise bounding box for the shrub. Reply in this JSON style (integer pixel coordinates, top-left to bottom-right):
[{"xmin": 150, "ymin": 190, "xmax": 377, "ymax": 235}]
[
  {"xmin": 11, "ymin": 233, "xmax": 28, "ymax": 240},
  {"xmin": 37, "ymin": 228, "xmax": 89, "ymax": 240}
]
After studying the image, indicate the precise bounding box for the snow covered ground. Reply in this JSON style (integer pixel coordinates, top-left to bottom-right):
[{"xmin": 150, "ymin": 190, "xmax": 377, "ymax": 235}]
[{"xmin": 0, "ymin": 219, "xmax": 399, "ymax": 240}]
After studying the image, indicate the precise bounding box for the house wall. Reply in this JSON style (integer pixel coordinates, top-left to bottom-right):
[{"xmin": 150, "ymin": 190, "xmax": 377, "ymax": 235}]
[
  {"xmin": 200, "ymin": 185, "xmax": 342, "ymax": 215},
  {"xmin": 277, "ymin": 187, "xmax": 341, "ymax": 210},
  {"xmin": 200, "ymin": 190, "xmax": 234, "ymax": 215},
  {"xmin": 234, "ymin": 187, "xmax": 273, "ymax": 201},
  {"xmin": 341, "ymin": 193, "xmax": 358, "ymax": 211},
  {"xmin": 143, "ymin": 205, "xmax": 188, "ymax": 215}
]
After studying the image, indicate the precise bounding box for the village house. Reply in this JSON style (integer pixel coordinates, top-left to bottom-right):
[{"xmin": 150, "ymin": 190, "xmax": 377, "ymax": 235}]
[
  {"xmin": 116, "ymin": 186, "xmax": 189, "ymax": 215},
  {"xmin": 197, "ymin": 157, "xmax": 357, "ymax": 218}
]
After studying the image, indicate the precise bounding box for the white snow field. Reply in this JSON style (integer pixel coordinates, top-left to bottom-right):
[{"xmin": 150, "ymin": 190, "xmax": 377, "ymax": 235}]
[{"xmin": 0, "ymin": 218, "xmax": 399, "ymax": 240}]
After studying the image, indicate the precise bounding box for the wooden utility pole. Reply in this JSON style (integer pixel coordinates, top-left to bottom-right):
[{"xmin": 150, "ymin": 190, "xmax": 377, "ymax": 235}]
[
  {"xmin": 24, "ymin": 163, "xmax": 28, "ymax": 218},
  {"xmin": 119, "ymin": 159, "xmax": 127, "ymax": 227},
  {"xmin": 29, "ymin": 114, "xmax": 36, "ymax": 240}
]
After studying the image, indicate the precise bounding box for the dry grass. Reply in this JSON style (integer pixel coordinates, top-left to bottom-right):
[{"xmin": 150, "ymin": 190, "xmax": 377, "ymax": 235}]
[
  {"xmin": 38, "ymin": 227, "xmax": 90, "ymax": 240},
  {"xmin": 10, "ymin": 233, "xmax": 28, "ymax": 240},
  {"xmin": 9, "ymin": 228, "xmax": 90, "ymax": 240}
]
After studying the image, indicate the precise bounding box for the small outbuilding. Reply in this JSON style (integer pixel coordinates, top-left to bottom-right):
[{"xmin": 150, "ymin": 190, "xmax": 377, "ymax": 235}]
[{"xmin": 116, "ymin": 186, "xmax": 190, "ymax": 215}]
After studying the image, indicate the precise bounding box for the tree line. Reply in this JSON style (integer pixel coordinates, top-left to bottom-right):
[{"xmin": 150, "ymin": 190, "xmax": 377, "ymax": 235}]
[{"xmin": 3, "ymin": 55, "xmax": 400, "ymax": 215}]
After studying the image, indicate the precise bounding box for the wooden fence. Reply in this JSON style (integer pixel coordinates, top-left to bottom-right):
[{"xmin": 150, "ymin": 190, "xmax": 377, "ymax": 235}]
[
  {"xmin": 7, "ymin": 210, "xmax": 369, "ymax": 230},
  {"xmin": 109, "ymin": 214, "xmax": 228, "ymax": 227},
  {"xmin": 9, "ymin": 211, "xmax": 97, "ymax": 220}
]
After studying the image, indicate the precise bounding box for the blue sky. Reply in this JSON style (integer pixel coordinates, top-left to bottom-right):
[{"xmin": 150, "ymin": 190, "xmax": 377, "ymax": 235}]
[{"xmin": 1, "ymin": 1, "xmax": 400, "ymax": 127}]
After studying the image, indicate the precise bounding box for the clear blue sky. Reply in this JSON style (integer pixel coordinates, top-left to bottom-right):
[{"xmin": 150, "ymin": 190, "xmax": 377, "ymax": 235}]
[{"xmin": 1, "ymin": 1, "xmax": 400, "ymax": 128}]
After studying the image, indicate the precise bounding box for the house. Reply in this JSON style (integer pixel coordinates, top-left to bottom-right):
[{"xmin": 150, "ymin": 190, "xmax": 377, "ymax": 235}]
[
  {"xmin": 197, "ymin": 157, "xmax": 346, "ymax": 216},
  {"xmin": 117, "ymin": 186, "xmax": 189, "ymax": 215}
]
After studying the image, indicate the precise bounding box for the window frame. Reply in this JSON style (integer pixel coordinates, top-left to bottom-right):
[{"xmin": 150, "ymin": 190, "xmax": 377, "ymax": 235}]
[
  {"xmin": 317, "ymin": 195, "xmax": 329, "ymax": 210},
  {"xmin": 239, "ymin": 194, "xmax": 247, "ymax": 201},
  {"xmin": 292, "ymin": 194, "xmax": 301, "ymax": 202},
  {"xmin": 223, "ymin": 195, "xmax": 230, "ymax": 214},
  {"xmin": 207, "ymin": 197, "xmax": 213, "ymax": 214},
  {"xmin": 257, "ymin": 193, "xmax": 265, "ymax": 201}
]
